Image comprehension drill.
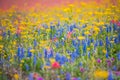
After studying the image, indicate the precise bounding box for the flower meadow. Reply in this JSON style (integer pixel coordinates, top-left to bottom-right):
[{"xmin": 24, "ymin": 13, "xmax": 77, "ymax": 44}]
[{"xmin": 0, "ymin": 1, "xmax": 120, "ymax": 80}]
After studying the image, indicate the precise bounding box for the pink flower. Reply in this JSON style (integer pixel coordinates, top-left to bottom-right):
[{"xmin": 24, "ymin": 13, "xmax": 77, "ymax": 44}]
[
  {"xmin": 80, "ymin": 67, "xmax": 84, "ymax": 72},
  {"xmin": 37, "ymin": 77, "xmax": 44, "ymax": 80},
  {"xmin": 52, "ymin": 61, "xmax": 60, "ymax": 69},
  {"xmin": 97, "ymin": 58, "xmax": 101, "ymax": 63},
  {"xmin": 117, "ymin": 22, "xmax": 120, "ymax": 26},
  {"xmin": 114, "ymin": 71, "xmax": 120, "ymax": 76}
]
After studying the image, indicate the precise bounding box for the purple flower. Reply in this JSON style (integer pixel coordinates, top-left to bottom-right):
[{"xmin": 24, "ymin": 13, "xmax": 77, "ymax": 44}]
[
  {"xmin": 37, "ymin": 77, "xmax": 44, "ymax": 80},
  {"xmin": 114, "ymin": 71, "xmax": 120, "ymax": 76},
  {"xmin": 72, "ymin": 77, "xmax": 78, "ymax": 80},
  {"xmin": 106, "ymin": 60, "xmax": 112, "ymax": 66},
  {"xmin": 111, "ymin": 58, "xmax": 115, "ymax": 61},
  {"xmin": 80, "ymin": 67, "xmax": 84, "ymax": 72},
  {"xmin": 97, "ymin": 58, "xmax": 101, "ymax": 63}
]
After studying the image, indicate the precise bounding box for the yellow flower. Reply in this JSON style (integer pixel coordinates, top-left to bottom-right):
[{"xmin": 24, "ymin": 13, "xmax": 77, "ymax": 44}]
[
  {"xmin": 94, "ymin": 27, "xmax": 100, "ymax": 32},
  {"xmin": 20, "ymin": 64, "xmax": 22, "ymax": 67},
  {"xmin": 14, "ymin": 74, "xmax": 19, "ymax": 80},
  {"xmin": 44, "ymin": 66, "xmax": 51, "ymax": 69},
  {"xmin": 87, "ymin": 48, "xmax": 90, "ymax": 51},
  {"xmin": 30, "ymin": 49, "xmax": 35, "ymax": 53},
  {"xmin": 102, "ymin": 49, "xmax": 106, "ymax": 54},
  {"xmin": 0, "ymin": 45, "xmax": 3, "ymax": 49},
  {"xmin": 21, "ymin": 60, "xmax": 24, "ymax": 63},
  {"xmin": 46, "ymin": 29, "xmax": 50, "ymax": 32},
  {"xmin": 13, "ymin": 41, "xmax": 16, "ymax": 45},
  {"xmin": 84, "ymin": 31, "xmax": 90, "ymax": 35},
  {"xmin": 94, "ymin": 70, "xmax": 108, "ymax": 79},
  {"xmin": 50, "ymin": 58, "xmax": 55, "ymax": 63},
  {"xmin": 0, "ymin": 36, "xmax": 2, "ymax": 40},
  {"xmin": 10, "ymin": 59, "xmax": 14, "ymax": 62},
  {"xmin": 78, "ymin": 36, "xmax": 85, "ymax": 40}
]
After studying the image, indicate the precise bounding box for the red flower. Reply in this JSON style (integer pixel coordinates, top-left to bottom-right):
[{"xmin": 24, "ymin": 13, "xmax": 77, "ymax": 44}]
[
  {"xmin": 111, "ymin": 20, "xmax": 119, "ymax": 24},
  {"xmin": 52, "ymin": 61, "xmax": 60, "ymax": 69},
  {"xmin": 111, "ymin": 20, "xmax": 116, "ymax": 24}
]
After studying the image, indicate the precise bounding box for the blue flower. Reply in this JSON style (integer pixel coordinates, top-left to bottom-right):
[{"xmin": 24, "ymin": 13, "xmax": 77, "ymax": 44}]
[
  {"xmin": 44, "ymin": 49, "xmax": 47, "ymax": 58},
  {"xmin": 27, "ymin": 48, "xmax": 32, "ymax": 57},
  {"xmin": 106, "ymin": 52, "xmax": 109, "ymax": 58},
  {"xmin": 108, "ymin": 71, "xmax": 113, "ymax": 80},
  {"xmin": 66, "ymin": 72, "xmax": 71, "ymax": 80},
  {"xmin": 46, "ymin": 61, "xmax": 50, "ymax": 66},
  {"xmin": 99, "ymin": 40, "xmax": 103, "ymax": 46},
  {"xmin": 83, "ymin": 42, "xmax": 87, "ymax": 54},
  {"xmin": 59, "ymin": 55, "xmax": 68, "ymax": 65},
  {"xmin": 21, "ymin": 47, "xmax": 24, "ymax": 59},
  {"xmin": 117, "ymin": 52, "xmax": 120, "ymax": 60},
  {"xmin": 28, "ymin": 73, "xmax": 33, "ymax": 80},
  {"xmin": 33, "ymin": 55, "xmax": 37, "ymax": 65},
  {"xmin": 114, "ymin": 37, "xmax": 118, "ymax": 43},
  {"xmin": 25, "ymin": 64, "xmax": 29, "ymax": 71},
  {"xmin": 106, "ymin": 36, "xmax": 110, "ymax": 47},
  {"xmin": 112, "ymin": 65, "xmax": 117, "ymax": 71},
  {"xmin": 55, "ymin": 53, "xmax": 61, "ymax": 62},
  {"xmin": 2, "ymin": 32, "xmax": 6, "ymax": 37},
  {"xmin": 113, "ymin": 24, "xmax": 117, "ymax": 31},
  {"xmin": 38, "ymin": 53, "xmax": 42, "ymax": 57}
]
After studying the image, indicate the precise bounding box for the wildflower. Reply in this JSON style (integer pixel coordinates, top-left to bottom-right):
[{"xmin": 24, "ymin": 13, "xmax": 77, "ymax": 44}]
[
  {"xmin": 52, "ymin": 61, "xmax": 60, "ymax": 69},
  {"xmin": 117, "ymin": 52, "xmax": 120, "ymax": 60},
  {"xmin": 27, "ymin": 48, "xmax": 32, "ymax": 57},
  {"xmin": 14, "ymin": 74, "xmax": 19, "ymax": 80},
  {"xmin": 28, "ymin": 73, "xmax": 33, "ymax": 80},
  {"xmin": 25, "ymin": 64, "xmax": 29, "ymax": 71},
  {"xmin": 94, "ymin": 70, "xmax": 109, "ymax": 79},
  {"xmin": 55, "ymin": 53, "xmax": 61, "ymax": 62},
  {"xmin": 30, "ymin": 49, "xmax": 35, "ymax": 53},
  {"xmin": 117, "ymin": 21, "xmax": 120, "ymax": 26},
  {"xmin": 97, "ymin": 58, "xmax": 101, "ymax": 63},
  {"xmin": 108, "ymin": 71, "xmax": 113, "ymax": 80},
  {"xmin": 102, "ymin": 49, "xmax": 107, "ymax": 54},
  {"xmin": 50, "ymin": 58, "xmax": 55, "ymax": 63},
  {"xmin": 80, "ymin": 67, "xmax": 85, "ymax": 72},
  {"xmin": 66, "ymin": 72, "xmax": 71, "ymax": 80},
  {"xmin": 84, "ymin": 31, "xmax": 90, "ymax": 35},
  {"xmin": 44, "ymin": 65, "xmax": 51, "ymax": 69},
  {"xmin": 78, "ymin": 36, "xmax": 85, "ymax": 40},
  {"xmin": 33, "ymin": 55, "xmax": 37, "ymax": 65},
  {"xmin": 21, "ymin": 60, "xmax": 24, "ymax": 63},
  {"xmin": 37, "ymin": 77, "xmax": 44, "ymax": 80},
  {"xmin": 106, "ymin": 59, "xmax": 112, "ymax": 66},
  {"xmin": 0, "ymin": 36, "xmax": 2, "ymax": 40},
  {"xmin": 33, "ymin": 73, "xmax": 39, "ymax": 79},
  {"xmin": 114, "ymin": 71, "xmax": 120, "ymax": 76},
  {"xmin": 67, "ymin": 31, "xmax": 72, "ymax": 39}
]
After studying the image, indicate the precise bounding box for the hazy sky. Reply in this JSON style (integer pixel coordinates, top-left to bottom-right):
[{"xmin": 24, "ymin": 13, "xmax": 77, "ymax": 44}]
[
  {"xmin": 0, "ymin": 0, "xmax": 104, "ymax": 10},
  {"xmin": 1, "ymin": 0, "xmax": 117, "ymax": 11}
]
